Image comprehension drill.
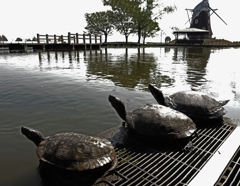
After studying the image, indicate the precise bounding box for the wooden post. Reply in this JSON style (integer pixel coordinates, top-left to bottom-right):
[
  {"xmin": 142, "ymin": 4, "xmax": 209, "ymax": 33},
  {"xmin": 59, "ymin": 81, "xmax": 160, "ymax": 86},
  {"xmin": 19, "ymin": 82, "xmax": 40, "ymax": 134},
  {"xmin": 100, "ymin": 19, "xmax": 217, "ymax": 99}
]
[
  {"xmin": 76, "ymin": 33, "xmax": 79, "ymax": 44},
  {"xmin": 54, "ymin": 35, "xmax": 57, "ymax": 44},
  {"xmin": 61, "ymin": 35, "xmax": 63, "ymax": 43},
  {"xmin": 37, "ymin": 34, "xmax": 40, "ymax": 44},
  {"xmin": 46, "ymin": 34, "xmax": 49, "ymax": 44},
  {"xmin": 83, "ymin": 34, "xmax": 85, "ymax": 44},
  {"xmin": 89, "ymin": 34, "xmax": 92, "ymax": 44},
  {"xmin": 68, "ymin": 32, "xmax": 71, "ymax": 44},
  {"xmin": 95, "ymin": 35, "xmax": 97, "ymax": 43},
  {"xmin": 100, "ymin": 35, "xmax": 102, "ymax": 44}
]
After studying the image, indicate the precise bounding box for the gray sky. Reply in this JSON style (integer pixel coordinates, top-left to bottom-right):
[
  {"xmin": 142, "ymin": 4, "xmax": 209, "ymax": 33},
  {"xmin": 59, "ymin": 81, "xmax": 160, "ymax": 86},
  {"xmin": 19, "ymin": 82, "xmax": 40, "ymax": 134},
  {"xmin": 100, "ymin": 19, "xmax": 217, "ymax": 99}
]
[{"xmin": 1, "ymin": 0, "xmax": 238, "ymax": 42}]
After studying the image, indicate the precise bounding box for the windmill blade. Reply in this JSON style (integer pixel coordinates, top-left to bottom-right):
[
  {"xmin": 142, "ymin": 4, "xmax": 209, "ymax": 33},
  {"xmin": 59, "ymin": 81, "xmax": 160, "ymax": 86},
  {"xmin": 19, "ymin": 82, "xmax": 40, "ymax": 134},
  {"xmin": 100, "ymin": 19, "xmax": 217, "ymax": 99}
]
[
  {"xmin": 209, "ymin": 6, "xmax": 227, "ymax": 25},
  {"xmin": 185, "ymin": 11, "xmax": 201, "ymax": 25},
  {"xmin": 185, "ymin": 9, "xmax": 193, "ymax": 25},
  {"xmin": 185, "ymin": 10, "xmax": 201, "ymax": 25},
  {"xmin": 185, "ymin": 9, "xmax": 191, "ymax": 25}
]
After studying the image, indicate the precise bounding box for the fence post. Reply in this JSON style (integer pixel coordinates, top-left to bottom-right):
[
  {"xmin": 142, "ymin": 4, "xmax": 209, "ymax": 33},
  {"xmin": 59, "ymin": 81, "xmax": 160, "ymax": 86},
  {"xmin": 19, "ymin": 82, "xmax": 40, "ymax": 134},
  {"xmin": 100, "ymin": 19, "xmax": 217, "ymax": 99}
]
[
  {"xmin": 46, "ymin": 34, "xmax": 49, "ymax": 44},
  {"xmin": 100, "ymin": 35, "xmax": 102, "ymax": 44},
  {"xmin": 37, "ymin": 34, "xmax": 40, "ymax": 44},
  {"xmin": 95, "ymin": 35, "xmax": 97, "ymax": 43},
  {"xmin": 76, "ymin": 33, "xmax": 79, "ymax": 44},
  {"xmin": 68, "ymin": 32, "xmax": 71, "ymax": 44},
  {"xmin": 54, "ymin": 35, "xmax": 57, "ymax": 44},
  {"xmin": 83, "ymin": 34, "xmax": 85, "ymax": 44},
  {"xmin": 61, "ymin": 35, "xmax": 63, "ymax": 43},
  {"xmin": 89, "ymin": 34, "xmax": 92, "ymax": 44}
]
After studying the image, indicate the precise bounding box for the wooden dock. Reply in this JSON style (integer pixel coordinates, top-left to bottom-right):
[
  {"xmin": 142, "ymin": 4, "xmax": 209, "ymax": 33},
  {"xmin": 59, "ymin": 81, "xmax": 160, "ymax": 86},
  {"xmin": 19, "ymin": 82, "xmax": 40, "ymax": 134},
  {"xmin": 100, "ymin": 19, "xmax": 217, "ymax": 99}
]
[{"xmin": 0, "ymin": 32, "xmax": 102, "ymax": 52}]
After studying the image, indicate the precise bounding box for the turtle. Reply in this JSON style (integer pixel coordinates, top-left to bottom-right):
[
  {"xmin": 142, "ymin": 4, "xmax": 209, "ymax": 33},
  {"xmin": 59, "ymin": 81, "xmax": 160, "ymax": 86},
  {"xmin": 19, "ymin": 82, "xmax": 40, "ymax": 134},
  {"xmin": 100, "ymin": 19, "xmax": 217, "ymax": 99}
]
[
  {"xmin": 148, "ymin": 84, "xmax": 229, "ymax": 120},
  {"xmin": 21, "ymin": 126, "xmax": 118, "ymax": 185},
  {"xmin": 108, "ymin": 95, "xmax": 197, "ymax": 152}
]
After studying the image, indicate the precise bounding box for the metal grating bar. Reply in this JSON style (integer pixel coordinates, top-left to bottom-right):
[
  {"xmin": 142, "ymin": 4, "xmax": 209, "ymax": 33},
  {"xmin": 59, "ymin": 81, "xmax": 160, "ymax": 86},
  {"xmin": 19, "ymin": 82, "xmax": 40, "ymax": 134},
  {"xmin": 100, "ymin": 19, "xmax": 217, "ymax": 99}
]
[
  {"xmin": 96, "ymin": 118, "xmax": 237, "ymax": 186},
  {"xmin": 215, "ymin": 145, "xmax": 240, "ymax": 186}
]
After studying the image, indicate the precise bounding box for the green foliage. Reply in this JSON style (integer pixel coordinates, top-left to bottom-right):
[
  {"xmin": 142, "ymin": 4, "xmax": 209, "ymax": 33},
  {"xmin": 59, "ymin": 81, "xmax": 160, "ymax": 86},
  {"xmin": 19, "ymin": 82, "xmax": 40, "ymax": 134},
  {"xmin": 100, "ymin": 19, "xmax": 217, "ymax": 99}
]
[
  {"xmin": 0, "ymin": 35, "xmax": 8, "ymax": 41},
  {"xmin": 165, "ymin": 36, "xmax": 171, "ymax": 43},
  {"xmin": 171, "ymin": 27, "xmax": 179, "ymax": 31},
  {"xmin": 103, "ymin": 0, "xmax": 176, "ymax": 43},
  {"xmin": 58, "ymin": 36, "xmax": 63, "ymax": 42},
  {"xmin": 15, "ymin": 37, "xmax": 22, "ymax": 42},
  {"xmin": 85, "ymin": 11, "xmax": 115, "ymax": 43},
  {"xmin": 141, "ymin": 21, "xmax": 160, "ymax": 44},
  {"xmin": 109, "ymin": 2, "xmax": 137, "ymax": 43},
  {"xmin": 32, "ymin": 36, "xmax": 37, "ymax": 41}
]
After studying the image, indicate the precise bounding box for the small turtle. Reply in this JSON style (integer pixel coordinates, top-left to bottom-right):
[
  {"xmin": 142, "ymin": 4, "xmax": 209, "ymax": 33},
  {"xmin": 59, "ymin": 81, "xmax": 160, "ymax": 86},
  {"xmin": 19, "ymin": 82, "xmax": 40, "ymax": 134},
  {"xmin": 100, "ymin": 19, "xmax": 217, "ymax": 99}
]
[
  {"xmin": 108, "ymin": 95, "xmax": 197, "ymax": 152},
  {"xmin": 148, "ymin": 84, "xmax": 229, "ymax": 120},
  {"xmin": 21, "ymin": 126, "xmax": 118, "ymax": 185}
]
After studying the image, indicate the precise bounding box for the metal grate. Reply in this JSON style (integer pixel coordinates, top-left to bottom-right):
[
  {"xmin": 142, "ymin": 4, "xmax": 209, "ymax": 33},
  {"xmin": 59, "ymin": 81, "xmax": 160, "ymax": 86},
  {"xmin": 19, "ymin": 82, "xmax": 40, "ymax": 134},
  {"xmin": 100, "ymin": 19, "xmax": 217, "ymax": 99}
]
[
  {"xmin": 96, "ymin": 118, "xmax": 237, "ymax": 186},
  {"xmin": 214, "ymin": 145, "xmax": 240, "ymax": 186}
]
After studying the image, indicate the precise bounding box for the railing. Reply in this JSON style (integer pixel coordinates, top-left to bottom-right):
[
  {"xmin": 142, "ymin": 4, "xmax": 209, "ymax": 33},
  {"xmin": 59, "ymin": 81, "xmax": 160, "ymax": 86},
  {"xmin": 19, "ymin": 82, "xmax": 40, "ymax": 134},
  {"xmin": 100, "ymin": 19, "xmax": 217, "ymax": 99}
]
[{"xmin": 37, "ymin": 32, "xmax": 102, "ymax": 44}]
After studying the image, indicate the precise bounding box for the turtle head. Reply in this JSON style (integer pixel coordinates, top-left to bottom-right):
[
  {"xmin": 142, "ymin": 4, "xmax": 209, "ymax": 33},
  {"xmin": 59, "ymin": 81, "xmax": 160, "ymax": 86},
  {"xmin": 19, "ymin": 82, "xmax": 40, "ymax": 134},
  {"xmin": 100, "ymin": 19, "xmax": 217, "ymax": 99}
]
[
  {"xmin": 219, "ymin": 99, "xmax": 230, "ymax": 106},
  {"xmin": 108, "ymin": 95, "xmax": 126, "ymax": 121},
  {"xmin": 148, "ymin": 84, "xmax": 166, "ymax": 106},
  {"xmin": 21, "ymin": 126, "xmax": 45, "ymax": 146}
]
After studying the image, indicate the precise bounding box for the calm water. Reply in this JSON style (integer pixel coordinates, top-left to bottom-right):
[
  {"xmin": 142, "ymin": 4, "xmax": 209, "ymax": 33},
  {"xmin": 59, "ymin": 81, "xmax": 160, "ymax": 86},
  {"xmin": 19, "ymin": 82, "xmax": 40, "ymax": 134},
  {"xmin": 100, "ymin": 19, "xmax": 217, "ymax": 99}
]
[{"xmin": 0, "ymin": 47, "xmax": 240, "ymax": 185}]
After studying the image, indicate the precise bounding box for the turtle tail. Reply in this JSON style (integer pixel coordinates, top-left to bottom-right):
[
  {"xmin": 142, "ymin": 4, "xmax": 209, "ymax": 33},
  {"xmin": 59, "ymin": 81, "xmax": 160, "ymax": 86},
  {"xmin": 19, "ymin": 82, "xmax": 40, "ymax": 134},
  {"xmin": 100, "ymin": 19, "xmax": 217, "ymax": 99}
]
[
  {"xmin": 219, "ymin": 99, "xmax": 230, "ymax": 106},
  {"xmin": 148, "ymin": 84, "xmax": 166, "ymax": 106},
  {"xmin": 21, "ymin": 126, "xmax": 45, "ymax": 146},
  {"xmin": 108, "ymin": 95, "xmax": 126, "ymax": 121}
]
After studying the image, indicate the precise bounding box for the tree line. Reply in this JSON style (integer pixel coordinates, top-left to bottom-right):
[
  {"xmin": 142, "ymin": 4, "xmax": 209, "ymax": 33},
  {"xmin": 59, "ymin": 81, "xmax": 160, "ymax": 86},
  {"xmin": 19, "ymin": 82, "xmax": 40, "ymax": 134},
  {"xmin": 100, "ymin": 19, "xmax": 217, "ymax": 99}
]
[
  {"xmin": 85, "ymin": 0, "xmax": 176, "ymax": 44},
  {"xmin": 0, "ymin": 35, "xmax": 37, "ymax": 42}
]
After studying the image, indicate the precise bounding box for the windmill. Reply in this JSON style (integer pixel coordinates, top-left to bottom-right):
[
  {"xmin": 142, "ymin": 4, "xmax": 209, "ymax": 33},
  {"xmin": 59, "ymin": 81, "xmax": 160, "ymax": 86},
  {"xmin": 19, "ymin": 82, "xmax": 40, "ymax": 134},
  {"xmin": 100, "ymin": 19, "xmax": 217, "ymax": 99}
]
[{"xmin": 186, "ymin": 0, "xmax": 227, "ymax": 39}]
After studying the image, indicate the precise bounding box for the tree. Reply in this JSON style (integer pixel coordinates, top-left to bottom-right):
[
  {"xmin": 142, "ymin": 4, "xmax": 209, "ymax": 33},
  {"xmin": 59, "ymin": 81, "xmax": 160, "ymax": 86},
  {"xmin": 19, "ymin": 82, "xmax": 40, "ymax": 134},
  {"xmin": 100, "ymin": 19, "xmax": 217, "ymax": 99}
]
[
  {"xmin": 32, "ymin": 36, "xmax": 37, "ymax": 41},
  {"xmin": 103, "ymin": 0, "xmax": 140, "ymax": 43},
  {"xmin": 103, "ymin": 0, "xmax": 176, "ymax": 43},
  {"xmin": 15, "ymin": 37, "xmax": 22, "ymax": 42},
  {"xmin": 0, "ymin": 35, "xmax": 8, "ymax": 42},
  {"xmin": 85, "ymin": 11, "xmax": 115, "ymax": 43},
  {"xmin": 110, "ymin": 8, "xmax": 135, "ymax": 43},
  {"xmin": 165, "ymin": 36, "xmax": 171, "ymax": 43},
  {"xmin": 141, "ymin": 20, "xmax": 160, "ymax": 44}
]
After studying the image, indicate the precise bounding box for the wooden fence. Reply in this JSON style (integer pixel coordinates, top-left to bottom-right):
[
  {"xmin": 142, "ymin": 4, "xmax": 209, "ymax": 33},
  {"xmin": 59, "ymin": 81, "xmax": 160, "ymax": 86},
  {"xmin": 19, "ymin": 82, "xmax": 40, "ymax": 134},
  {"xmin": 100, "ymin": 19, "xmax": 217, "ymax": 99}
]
[{"xmin": 37, "ymin": 32, "xmax": 102, "ymax": 44}]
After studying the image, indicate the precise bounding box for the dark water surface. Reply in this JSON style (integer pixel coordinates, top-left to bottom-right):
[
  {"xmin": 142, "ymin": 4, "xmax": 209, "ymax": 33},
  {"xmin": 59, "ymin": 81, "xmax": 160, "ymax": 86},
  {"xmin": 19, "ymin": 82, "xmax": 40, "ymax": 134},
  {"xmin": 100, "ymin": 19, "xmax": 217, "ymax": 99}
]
[{"xmin": 0, "ymin": 47, "xmax": 239, "ymax": 185}]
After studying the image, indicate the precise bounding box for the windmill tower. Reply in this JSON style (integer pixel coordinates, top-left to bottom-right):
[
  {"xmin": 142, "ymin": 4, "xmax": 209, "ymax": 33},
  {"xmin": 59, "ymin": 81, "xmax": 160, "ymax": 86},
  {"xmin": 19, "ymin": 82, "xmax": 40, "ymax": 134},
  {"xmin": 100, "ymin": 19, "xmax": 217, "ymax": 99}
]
[{"xmin": 186, "ymin": 0, "xmax": 227, "ymax": 39}]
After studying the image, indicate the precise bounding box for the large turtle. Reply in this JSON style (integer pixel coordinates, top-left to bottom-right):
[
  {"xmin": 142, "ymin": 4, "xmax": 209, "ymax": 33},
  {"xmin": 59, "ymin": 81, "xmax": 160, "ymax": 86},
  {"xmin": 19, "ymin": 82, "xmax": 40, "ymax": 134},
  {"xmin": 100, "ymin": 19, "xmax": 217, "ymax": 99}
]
[
  {"xmin": 108, "ymin": 95, "xmax": 197, "ymax": 152},
  {"xmin": 21, "ymin": 126, "xmax": 118, "ymax": 185},
  {"xmin": 148, "ymin": 84, "xmax": 229, "ymax": 120}
]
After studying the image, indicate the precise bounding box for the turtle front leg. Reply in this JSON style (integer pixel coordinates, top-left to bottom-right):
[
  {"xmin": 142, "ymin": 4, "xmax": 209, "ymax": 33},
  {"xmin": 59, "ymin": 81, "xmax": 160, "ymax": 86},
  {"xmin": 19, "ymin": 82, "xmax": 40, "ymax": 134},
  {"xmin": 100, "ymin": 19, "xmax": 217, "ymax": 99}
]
[{"xmin": 182, "ymin": 139, "xmax": 194, "ymax": 153}]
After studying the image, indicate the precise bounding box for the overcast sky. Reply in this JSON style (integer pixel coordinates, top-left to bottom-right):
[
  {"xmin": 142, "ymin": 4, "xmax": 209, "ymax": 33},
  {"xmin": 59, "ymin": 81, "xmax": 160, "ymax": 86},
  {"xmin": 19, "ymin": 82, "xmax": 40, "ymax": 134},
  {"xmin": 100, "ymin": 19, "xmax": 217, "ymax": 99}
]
[{"xmin": 1, "ymin": 0, "xmax": 238, "ymax": 42}]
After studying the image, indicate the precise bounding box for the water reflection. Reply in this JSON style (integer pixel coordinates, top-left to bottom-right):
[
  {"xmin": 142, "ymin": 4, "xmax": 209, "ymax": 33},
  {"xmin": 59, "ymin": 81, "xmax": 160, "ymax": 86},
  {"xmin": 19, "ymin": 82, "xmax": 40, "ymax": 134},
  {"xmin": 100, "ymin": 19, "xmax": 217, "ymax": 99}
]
[
  {"xmin": 172, "ymin": 47, "xmax": 210, "ymax": 90},
  {"xmin": 36, "ymin": 49, "xmax": 176, "ymax": 91},
  {"xmin": 34, "ymin": 47, "xmax": 239, "ymax": 96},
  {"xmin": 6, "ymin": 47, "xmax": 239, "ymax": 114},
  {"xmin": 85, "ymin": 48, "xmax": 163, "ymax": 90}
]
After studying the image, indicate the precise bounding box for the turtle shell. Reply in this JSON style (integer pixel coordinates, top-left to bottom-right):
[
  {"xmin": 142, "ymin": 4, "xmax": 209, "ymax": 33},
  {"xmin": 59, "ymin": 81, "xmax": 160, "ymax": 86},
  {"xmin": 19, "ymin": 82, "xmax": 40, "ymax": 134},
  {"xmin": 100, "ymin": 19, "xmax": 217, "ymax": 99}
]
[
  {"xmin": 36, "ymin": 132, "xmax": 117, "ymax": 171},
  {"xmin": 125, "ymin": 104, "xmax": 196, "ymax": 140},
  {"xmin": 165, "ymin": 91, "xmax": 227, "ymax": 119}
]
